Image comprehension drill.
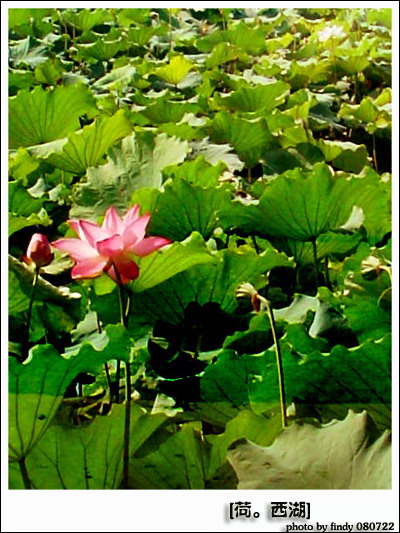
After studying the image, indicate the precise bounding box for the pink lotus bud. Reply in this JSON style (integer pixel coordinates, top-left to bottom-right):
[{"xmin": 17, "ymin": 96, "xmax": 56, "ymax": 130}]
[{"xmin": 25, "ymin": 233, "xmax": 54, "ymax": 267}]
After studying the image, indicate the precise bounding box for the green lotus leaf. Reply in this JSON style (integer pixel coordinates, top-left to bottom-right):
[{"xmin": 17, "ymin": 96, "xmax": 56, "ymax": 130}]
[
  {"xmin": 31, "ymin": 110, "xmax": 132, "ymax": 174},
  {"xmin": 34, "ymin": 58, "xmax": 64, "ymax": 85},
  {"xmin": 336, "ymin": 55, "xmax": 370, "ymax": 75},
  {"xmin": 190, "ymin": 138, "xmax": 244, "ymax": 173},
  {"xmin": 250, "ymin": 330, "xmax": 391, "ymax": 428},
  {"xmin": 9, "ymin": 404, "xmax": 168, "ymax": 489},
  {"xmin": 155, "ymin": 56, "xmax": 194, "ymax": 85},
  {"xmin": 198, "ymin": 22, "xmax": 266, "ymax": 55},
  {"xmin": 71, "ymin": 131, "xmax": 189, "ymax": 220},
  {"xmin": 219, "ymin": 163, "xmax": 387, "ymax": 243},
  {"xmin": 93, "ymin": 64, "xmax": 137, "ymax": 91},
  {"xmin": 318, "ymin": 139, "xmax": 369, "ymax": 173},
  {"xmin": 9, "ymin": 84, "xmax": 97, "ymax": 149},
  {"xmin": 9, "ymin": 324, "xmax": 131, "ymax": 461},
  {"xmin": 76, "ymin": 39, "xmax": 126, "ymax": 62},
  {"xmin": 8, "ymin": 181, "xmax": 51, "ymax": 236},
  {"xmin": 206, "ymin": 111, "xmax": 274, "ymax": 169},
  {"xmin": 9, "ymin": 8, "xmax": 53, "ymax": 29},
  {"xmin": 131, "ymin": 178, "xmax": 231, "ymax": 241},
  {"xmin": 271, "ymin": 231, "xmax": 362, "ymax": 265},
  {"xmin": 8, "ymin": 69, "xmax": 35, "ymax": 94},
  {"xmin": 59, "ymin": 8, "xmax": 113, "ymax": 31},
  {"xmin": 133, "ymin": 246, "xmax": 292, "ymax": 324},
  {"xmin": 139, "ymin": 99, "xmax": 200, "ymax": 125},
  {"xmin": 131, "ymin": 232, "xmax": 214, "ymax": 293},
  {"xmin": 216, "ymin": 81, "xmax": 290, "ymax": 113},
  {"xmin": 130, "ymin": 424, "xmax": 209, "ymax": 489},
  {"xmin": 163, "ymin": 157, "xmax": 226, "ymax": 188},
  {"xmin": 205, "ymin": 42, "xmax": 244, "ymax": 69}
]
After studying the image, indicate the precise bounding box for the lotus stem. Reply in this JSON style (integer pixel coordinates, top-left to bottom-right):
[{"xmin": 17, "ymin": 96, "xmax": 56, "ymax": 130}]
[
  {"xmin": 372, "ymin": 133, "xmax": 379, "ymax": 172},
  {"xmin": 113, "ymin": 263, "xmax": 131, "ymax": 489},
  {"xmin": 25, "ymin": 266, "xmax": 39, "ymax": 358},
  {"xmin": 311, "ymin": 238, "xmax": 319, "ymax": 294},
  {"xmin": 265, "ymin": 300, "xmax": 287, "ymax": 428}
]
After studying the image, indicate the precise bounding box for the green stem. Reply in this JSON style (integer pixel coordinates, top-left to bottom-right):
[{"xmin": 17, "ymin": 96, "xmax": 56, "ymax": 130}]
[
  {"xmin": 25, "ymin": 266, "xmax": 39, "ymax": 357},
  {"xmin": 19, "ymin": 458, "xmax": 32, "ymax": 489},
  {"xmin": 104, "ymin": 363, "xmax": 113, "ymax": 404},
  {"xmin": 311, "ymin": 238, "xmax": 319, "ymax": 294},
  {"xmin": 265, "ymin": 301, "xmax": 287, "ymax": 428},
  {"xmin": 115, "ymin": 361, "xmax": 121, "ymax": 404},
  {"xmin": 113, "ymin": 263, "xmax": 131, "ymax": 489},
  {"xmin": 122, "ymin": 360, "xmax": 132, "ymax": 489},
  {"xmin": 168, "ymin": 10, "xmax": 173, "ymax": 51},
  {"xmin": 372, "ymin": 133, "xmax": 379, "ymax": 172},
  {"xmin": 353, "ymin": 73, "xmax": 358, "ymax": 104},
  {"xmin": 114, "ymin": 267, "xmax": 126, "ymax": 403}
]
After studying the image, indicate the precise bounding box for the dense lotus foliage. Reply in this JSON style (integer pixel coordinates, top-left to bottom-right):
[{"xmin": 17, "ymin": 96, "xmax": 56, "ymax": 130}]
[{"xmin": 8, "ymin": 7, "xmax": 392, "ymax": 490}]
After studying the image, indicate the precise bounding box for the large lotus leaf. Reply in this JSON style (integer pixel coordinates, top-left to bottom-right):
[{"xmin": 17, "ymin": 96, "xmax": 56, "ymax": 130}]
[
  {"xmin": 9, "ymin": 36, "xmax": 50, "ymax": 68},
  {"xmin": 197, "ymin": 23, "xmax": 266, "ymax": 55},
  {"xmin": 9, "ymin": 69, "xmax": 35, "ymax": 94},
  {"xmin": 130, "ymin": 424, "xmax": 208, "ymax": 489},
  {"xmin": 219, "ymin": 163, "xmax": 378, "ymax": 242},
  {"xmin": 163, "ymin": 157, "xmax": 226, "ymax": 188},
  {"xmin": 336, "ymin": 55, "xmax": 370, "ymax": 75},
  {"xmin": 206, "ymin": 111, "xmax": 274, "ymax": 169},
  {"xmin": 289, "ymin": 58, "xmax": 330, "ymax": 88},
  {"xmin": 60, "ymin": 8, "xmax": 113, "ymax": 31},
  {"xmin": 76, "ymin": 39, "xmax": 126, "ymax": 62},
  {"xmin": 34, "ymin": 58, "xmax": 64, "ymax": 86},
  {"xmin": 71, "ymin": 132, "xmax": 189, "ymax": 220},
  {"xmin": 9, "ymin": 8, "xmax": 53, "ymax": 29},
  {"xmin": 8, "ymin": 180, "xmax": 51, "ymax": 236},
  {"xmin": 132, "ymin": 232, "xmax": 214, "ymax": 293},
  {"xmin": 367, "ymin": 8, "xmax": 392, "ymax": 29},
  {"xmin": 200, "ymin": 350, "xmax": 268, "ymax": 415},
  {"xmin": 132, "ymin": 246, "xmax": 292, "ymax": 324},
  {"xmin": 9, "ymin": 85, "xmax": 97, "ymax": 149},
  {"xmin": 190, "ymin": 138, "xmax": 244, "ymax": 173},
  {"xmin": 9, "ymin": 268, "xmax": 38, "ymax": 317},
  {"xmin": 205, "ymin": 42, "xmax": 244, "ymax": 69},
  {"xmin": 130, "ymin": 179, "xmax": 231, "ymax": 241},
  {"xmin": 350, "ymin": 167, "xmax": 391, "ymax": 245},
  {"xmin": 93, "ymin": 64, "xmax": 137, "ymax": 92},
  {"xmin": 318, "ymin": 139, "xmax": 369, "ymax": 173},
  {"xmin": 9, "ymin": 404, "xmax": 168, "ymax": 489},
  {"xmin": 8, "ymin": 324, "xmax": 131, "ymax": 461},
  {"xmin": 250, "ymin": 330, "xmax": 391, "ymax": 428},
  {"xmin": 340, "ymin": 244, "xmax": 391, "ymax": 342},
  {"xmin": 227, "ymin": 410, "xmax": 391, "ymax": 489},
  {"xmin": 216, "ymin": 82, "xmax": 291, "ymax": 113},
  {"xmin": 155, "ymin": 56, "xmax": 194, "ymax": 85},
  {"xmin": 30, "ymin": 110, "xmax": 132, "ymax": 174},
  {"xmin": 127, "ymin": 26, "xmax": 158, "ymax": 47},
  {"xmin": 139, "ymin": 99, "xmax": 200, "ymax": 125},
  {"xmin": 206, "ymin": 409, "xmax": 282, "ymax": 480},
  {"xmin": 271, "ymin": 231, "xmax": 363, "ymax": 265},
  {"xmin": 117, "ymin": 8, "xmax": 152, "ymax": 26}
]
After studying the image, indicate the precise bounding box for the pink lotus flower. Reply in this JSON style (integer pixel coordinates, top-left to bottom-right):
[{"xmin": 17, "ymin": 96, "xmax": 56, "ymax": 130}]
[
  {"xmin": 24, "ymin": 233, "xmax": 54, "ymax": 268},
  {"xmin": 52, "ymin": 206, "xmax": 171, "ymax": 284}
]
